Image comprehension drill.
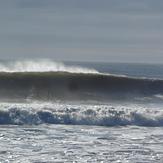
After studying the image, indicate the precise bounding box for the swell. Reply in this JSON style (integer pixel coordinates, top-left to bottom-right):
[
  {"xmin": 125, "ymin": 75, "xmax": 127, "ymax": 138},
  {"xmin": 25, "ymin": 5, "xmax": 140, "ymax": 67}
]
[
  {"xmin": 0, "ymin": 72, "xmax": 163, "ymax": 102},
  {"xmin": 0, "ymin": 103, "xmax": 163, "ymax": 126}
]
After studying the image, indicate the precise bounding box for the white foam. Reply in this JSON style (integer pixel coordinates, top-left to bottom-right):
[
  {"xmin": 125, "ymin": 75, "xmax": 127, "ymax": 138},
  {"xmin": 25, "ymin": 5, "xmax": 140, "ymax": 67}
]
[
  {"xmin": 154, "ymin": 94, "xmax": 163, "ymax": 99},
  {"xmin": 0, "ymin": 102, "xmax": 163, "ymax": 126}
]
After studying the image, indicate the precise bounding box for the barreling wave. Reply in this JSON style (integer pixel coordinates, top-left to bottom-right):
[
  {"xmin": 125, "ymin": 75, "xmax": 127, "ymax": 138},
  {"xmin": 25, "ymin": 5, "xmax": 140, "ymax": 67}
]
[
  {"xmin": 0, "ymin": 103, "xmax": 163, "ymax": 126},
  {"xmin": 0, "ymin": 71, "xmax": 163, "ymax": 102}
]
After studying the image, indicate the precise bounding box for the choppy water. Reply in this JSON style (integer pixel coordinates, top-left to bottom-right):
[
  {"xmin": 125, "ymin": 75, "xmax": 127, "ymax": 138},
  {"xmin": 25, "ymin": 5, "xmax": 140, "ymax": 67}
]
[{"xmin": 0, "ymin": 125, "xmax": 163, "ymax": 162}]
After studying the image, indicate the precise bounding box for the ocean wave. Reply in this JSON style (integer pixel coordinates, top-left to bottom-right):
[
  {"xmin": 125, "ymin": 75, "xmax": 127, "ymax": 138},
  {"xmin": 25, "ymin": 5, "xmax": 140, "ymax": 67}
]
[
  {"xmin": 0, "ymin": 71, "xmax": 162, "ymax": 102},
  {"xmin": 0, "ymin": 60, "xmax": 163, "ymax": 102},
  {"xmin": 0, "ymin": 103, "xmax": 163, "ymax": 126}
]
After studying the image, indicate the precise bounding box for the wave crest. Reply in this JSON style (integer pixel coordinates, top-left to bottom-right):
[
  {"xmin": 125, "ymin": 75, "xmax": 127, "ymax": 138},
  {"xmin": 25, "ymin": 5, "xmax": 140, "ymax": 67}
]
[{"xmin": 0, "ymin": 59, "xmax": 98, "ymax": 74}]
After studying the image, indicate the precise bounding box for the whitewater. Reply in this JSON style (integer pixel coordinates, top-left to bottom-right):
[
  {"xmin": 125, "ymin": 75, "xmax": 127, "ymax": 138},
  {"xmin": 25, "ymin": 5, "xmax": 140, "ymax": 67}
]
[{"xmin": 0, "ymin": 60, "xmax": 163, "ymax": 162}]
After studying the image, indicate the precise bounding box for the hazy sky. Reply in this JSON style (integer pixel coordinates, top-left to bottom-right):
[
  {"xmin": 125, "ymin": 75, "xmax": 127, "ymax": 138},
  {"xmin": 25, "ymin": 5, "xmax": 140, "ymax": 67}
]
[{"xmin": 0, "ymin": 0, "xmax": 163, "ymax": 63}]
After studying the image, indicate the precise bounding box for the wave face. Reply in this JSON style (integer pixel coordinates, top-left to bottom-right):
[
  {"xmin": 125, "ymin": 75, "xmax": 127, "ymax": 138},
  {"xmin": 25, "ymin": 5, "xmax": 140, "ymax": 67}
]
[
  {"xmin": 0, "ymin": 103, "xmax": 163, "ymax": 126},
  {"xmin": 0, "ymin": 71, "xmax": 163, "ymax": 102}
]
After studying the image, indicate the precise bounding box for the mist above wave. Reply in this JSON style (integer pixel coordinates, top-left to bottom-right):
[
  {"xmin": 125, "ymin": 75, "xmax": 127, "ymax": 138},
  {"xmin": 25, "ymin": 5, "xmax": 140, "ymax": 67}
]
[{"xmin": 0, "ymin": 59, "xmax": 98, "ymax": 74}]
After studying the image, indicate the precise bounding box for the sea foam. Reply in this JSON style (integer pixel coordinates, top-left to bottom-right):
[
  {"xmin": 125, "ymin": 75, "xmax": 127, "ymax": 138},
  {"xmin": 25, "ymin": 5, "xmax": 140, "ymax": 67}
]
[{"xmin": 0, "ymin": 102, "xmax": 163, "ymax": 126}]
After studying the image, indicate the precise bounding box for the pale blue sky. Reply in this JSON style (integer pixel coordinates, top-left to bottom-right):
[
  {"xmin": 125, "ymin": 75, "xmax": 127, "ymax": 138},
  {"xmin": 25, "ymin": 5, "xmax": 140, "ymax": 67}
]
[{"xmin": 0, "ymin": 0, "xmax": 163, "ymax": 63}]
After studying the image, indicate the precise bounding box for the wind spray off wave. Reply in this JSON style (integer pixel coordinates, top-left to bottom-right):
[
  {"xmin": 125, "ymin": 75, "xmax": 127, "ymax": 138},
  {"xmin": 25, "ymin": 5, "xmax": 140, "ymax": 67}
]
[{"xmin": 0, "ymin": 59, "xmax": 98, "ymax": 74}]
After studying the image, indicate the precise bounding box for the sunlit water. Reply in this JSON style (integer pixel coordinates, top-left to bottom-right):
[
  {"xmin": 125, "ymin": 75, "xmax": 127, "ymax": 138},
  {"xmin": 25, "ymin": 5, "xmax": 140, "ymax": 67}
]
[{"xmin": 0, "ymin": 125, "xmax": 163, "ymax": 162}]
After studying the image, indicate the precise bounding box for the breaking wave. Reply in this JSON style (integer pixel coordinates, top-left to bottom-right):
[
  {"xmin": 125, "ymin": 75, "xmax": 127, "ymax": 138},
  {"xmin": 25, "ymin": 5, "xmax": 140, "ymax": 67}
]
[
  {"xmin": 0, "ymin": 71, "xmax": 163, "ymax": 102},
  {"xmin": 0, "ymin": 103, "xmax": 163, "ymax": 126}
]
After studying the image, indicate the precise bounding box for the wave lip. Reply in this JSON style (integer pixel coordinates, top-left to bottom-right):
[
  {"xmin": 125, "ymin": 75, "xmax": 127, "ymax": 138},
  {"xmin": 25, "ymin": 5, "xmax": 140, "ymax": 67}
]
[{"xmin": 0, "ymin": 103, "xmax": 163, "ymax": 127}]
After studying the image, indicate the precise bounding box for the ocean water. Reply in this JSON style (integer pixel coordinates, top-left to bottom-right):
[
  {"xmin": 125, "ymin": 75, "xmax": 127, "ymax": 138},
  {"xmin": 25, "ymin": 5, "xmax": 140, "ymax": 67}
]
[{"xmin": 0, "ymin": 59, "xmax": 163, "ymax": 163}]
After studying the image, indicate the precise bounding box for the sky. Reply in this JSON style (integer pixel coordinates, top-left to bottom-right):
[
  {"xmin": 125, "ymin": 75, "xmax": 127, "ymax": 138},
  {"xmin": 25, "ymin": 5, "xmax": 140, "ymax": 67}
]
[{"xmin": 0, "ymin": 0, "xmax": 163, "ymax": 63}]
